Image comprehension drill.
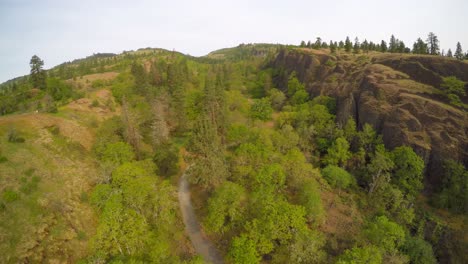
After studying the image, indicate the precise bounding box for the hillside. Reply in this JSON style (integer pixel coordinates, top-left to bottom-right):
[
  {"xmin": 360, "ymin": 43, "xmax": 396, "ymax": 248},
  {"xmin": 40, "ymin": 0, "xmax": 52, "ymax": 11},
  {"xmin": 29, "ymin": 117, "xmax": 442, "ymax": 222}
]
[{"xmin": 0, "ymin": 44, "xmax": 467, "ymax": 264}]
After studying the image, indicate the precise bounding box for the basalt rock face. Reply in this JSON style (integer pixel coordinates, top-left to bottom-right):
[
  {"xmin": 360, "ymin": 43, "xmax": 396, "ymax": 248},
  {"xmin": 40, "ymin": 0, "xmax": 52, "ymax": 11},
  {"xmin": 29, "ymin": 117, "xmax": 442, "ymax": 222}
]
[{"xmin": 271, "ymin": 49, "xmax": 468, "ymax": 186}]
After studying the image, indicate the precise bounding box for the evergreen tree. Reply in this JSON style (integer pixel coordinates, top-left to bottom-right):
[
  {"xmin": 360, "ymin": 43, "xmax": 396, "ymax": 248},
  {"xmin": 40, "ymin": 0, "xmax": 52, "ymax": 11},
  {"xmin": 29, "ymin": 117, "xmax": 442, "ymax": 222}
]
[
  {"xmin": 314, "ymin": 37, "xmax": 322, "ymax": 49},
  {"xmin": 330, "ymin": 41, "xmax": 336, "ymax": 53},
  {"xmin": 454, "ymin": 42, "xmax": 464, "ymax": 60},
  {"xmin": 447, "ymin": 49, "xmax": 453, "ymax": 57},
  {"xmin": 426, "ymin": 32, "xmax": 440, "ymax": 55},
  {"xmin": 380, "ymin": 40, "xmax": 388, "ymax": 52},
  {"xmin": 121, "ymin": 98, "xmax": 142, "ymax": 159},
  {"xmin": 412, "ymin": 38, "xmax": 428, "ymax": 54},
  {"xmin": 344, "ymin": 36, "xmax": 352, "ymax": 52},
  {"xmin": 130, "ymin": 62, "xmax": 148, "ymax": 94},
  {"xmin": 300, "ymin": 40, "xmax": 306, "ymax": 47},
  {"xmin": 361, "ymin": 39, "xmax": 369, "ymax": 53},
  {"xmin": 397, "ymin": 40, "xmax": 407, "ymax": 53},
  {"xmin": 29, "ymin": 55, "xmax": 47, "ymax": 90},
  {"xmin": 389, "ymin": 35, "xmax": 397, "ymax": 53},
  {"xmin": 338, "ymin": 41, "xmax": 344, "ymax": 49},
  {"xmin": 353, "ymin": 37, "xmax": 360, "ymax": 54}
]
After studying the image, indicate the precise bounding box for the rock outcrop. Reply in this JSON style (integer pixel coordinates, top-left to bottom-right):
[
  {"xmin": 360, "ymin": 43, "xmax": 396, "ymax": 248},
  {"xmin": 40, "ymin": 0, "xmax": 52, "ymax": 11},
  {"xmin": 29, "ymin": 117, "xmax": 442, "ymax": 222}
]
[{"xmin": 271, "ymin": 49, "xmax": 468, "ymax": 187}]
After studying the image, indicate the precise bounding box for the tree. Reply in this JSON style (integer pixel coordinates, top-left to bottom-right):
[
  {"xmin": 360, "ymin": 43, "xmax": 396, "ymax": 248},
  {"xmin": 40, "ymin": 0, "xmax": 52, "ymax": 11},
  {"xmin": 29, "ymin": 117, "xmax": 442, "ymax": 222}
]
[
  {"xmin": 92, "ymin": 194, "xmax": 150, "ymax": 257},
  {"xmin": 314, "ymin": 37, "xmax": 322, "ymax": 49},
  {"xmin": 337, "ymin": 246, "xmax": 383, "ymax": 264},
  {"xmin": 440, "ymin": 76, "xmax": 466, "ymax": 105},
  {"xmin": 433, "ymin": 159, "xmax": 468, "ymax": 213},
  {"xmin": 205, "ymin": 181, "xmax": 246, "ymax": 233},
  {"xmin": 446, "ymin": 49, "xmax": 453, "ymax": 57},
  {"xmin": 130, "ymin": 62, "xmax": 148, "ymax": 94},
  {"xmin": 380, "ymin": 40, "xmax": 388, "ymax": 52},
  {"xmin": 365, "ymin": 215, "xmax": 406, "ymax": 253},
  {"xmin": 153, "ymin": 142, "xmax": 179, "ymax": 177},
  {"xmin": 46, "ymin": 77, "xmax": 72, "ymax": 101},
  {"xmin": 298, "ymin": 179, "xmax": 324, "ymax": 223},
  {"xmin": 291, "ymin": 89, "xmax": 309, "ymax": 105},
  {"xmin": 357, "ymin": 123, "xmax": 381, "ymax": 154},
  {"xmin": 389, "ymin": 35, "xmax": 398, "ymax": 53},
  {"xmin": 402, "ymin": 236, "xmax": 437, "ymax": 264},
  {"xmin": 323, "ymin": 137, "xmax": 351, "ymax": 167},
  {"xmin": 228, "ymin": 235, "xmax": 260, "ymax": 264},
  {"xmin": 413, "ymin": 38, "xmax": 428, "ymax": 54},
  {"xmin": 269, "ymin": 88, "xmax": 286, "ymax": 111},
  {"xmin": 353, "ymin": 37, "xmax": 360, "ymax": 54},
  {"xmin": 274, "ymin": 228, "xmax": 326, "ymax": 264},
  {"xmin": 367, "ymin": 145, "xmax": 394, "ymax": 194},
  {"xmin": 322, "ymin": 165, "xmax": 353, "ymax": 193},
  {"xmin": 30, "ymin": 55, "xmax": 47, "ymax": 90},
  {"xmin": 455, "ymin": 42, "xmax": 464, "ymax": 60},
  {"xmin": 121, "ymin": 98, "xmax": 142, "ymax": 159},
  {"xmin": 345, "ymin": 36, "xmax": 352, "ymax": 52},
  {"xmin": 330, "ymin": 40, "xmax": 336, "ymax": 53},
  {"xmin": 426, "ymin": 32, "xmax": 440, "ymax": 55},
  {"xmin": 339, "ymin": 40, "xmax": 344, "ymax": 49},
  {"xmin": 150, "ymin": 96, "xmax": 170, "ymax": 147},
  {"xmin": 391, "ymin": 146, "xmax": 425, "ymax": 197},
  {"xmin": 361, "ymin": 39, "xmax": 369, "ymax": 53},
  {"xmin": 189, "ymin": 116, "xmax": 229, "ymax": 188},
  {"xmin": 300, "ymin": 40, "xmax": 306, "ymax": 47},
  {"xmin": 287, "ymin": 72, "xmax": 304, "ymax": 97},
  {"xmin": 99, "ymin": 141, "xmax": 135, "ymax": 166},
  {"xmin": 249, "ymin": 98, "xmax": 273, "ymax": 121}
]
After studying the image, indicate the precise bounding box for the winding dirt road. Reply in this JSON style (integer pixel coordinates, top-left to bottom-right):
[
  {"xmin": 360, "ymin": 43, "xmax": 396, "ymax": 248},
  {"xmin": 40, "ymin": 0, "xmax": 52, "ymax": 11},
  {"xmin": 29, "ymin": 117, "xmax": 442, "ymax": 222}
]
[{"xmin": 178, "ymin": 169, "xmax": 224, "ymax": 264}]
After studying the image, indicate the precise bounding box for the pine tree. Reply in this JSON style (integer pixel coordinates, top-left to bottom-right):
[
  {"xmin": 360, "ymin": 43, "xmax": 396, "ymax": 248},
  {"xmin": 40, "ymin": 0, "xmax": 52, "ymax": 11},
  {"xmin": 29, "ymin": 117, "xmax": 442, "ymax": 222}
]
[
  {"xmin": 454, "ymin": 42, "xmax": 464, "ymax": 60},
  {"xmin": 338, "ymin": 41, "xmax": 344, "ymax": 49},
  {"xmin": 344, "ymin": 36, "xmax": 352, "ymax": 52},
  {"xmin": 353, "ymin": 37, "xmax": 360, "ymax": 54},
  {"xmin": 121, "ymin": 98, "xmax": 142, "ymax": 159},
  {"xmin": 30, "ymin": 55, "xmax": 47, "ymax": 90},
  {"xmin": 380, "ymin": 40, "xmax": 388, "ymax": 52},
  {"xmin": 314, "ymin": 37, "xmax": 322, "ymax": 49},
  {"xmin": 330, "ymin": 41, "xmax": 336, "ymax": 53},
  {"xmin": 151, "ymin": 96, "xmax": 170, "ymax": 147},
  {"xmin": 149, "ymin": 62, "xmax": 163, "ymax": 86},
  {"xmin": 300, "ymin": 40, "xmax": 306, "ymax": 47},
  {"xmin": 447, "ymin": 49, "xmax": 453, "ymax": 57},
  {"xmin": 389, "ymin": 35, "xmax": 397, "ymax": 53},
  {"xmin": 397, "ymin": 41, "xmax": 406, "ymax": 53},
  {"xmin": 426, "ymin": 32, "xmax": 440, "ymax": 55},
  {"xmin": 362, "ymin": 39, "xmax": 369, "ymax": 53},
  {"xmin": 412, "ymin": 38, "xmax": 428, "ymax": 54}
]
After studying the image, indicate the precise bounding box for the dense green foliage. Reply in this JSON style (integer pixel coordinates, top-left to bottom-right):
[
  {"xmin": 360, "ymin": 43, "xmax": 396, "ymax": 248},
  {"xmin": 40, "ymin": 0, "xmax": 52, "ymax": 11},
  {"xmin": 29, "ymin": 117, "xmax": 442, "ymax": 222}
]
[
  {"xmin": 440, "ymin": 76, "xmax": 466, "ymax": 106},
  {"xmin": 433, "ymin": 159, "xmax": 468, "ymax": 213},
  {"xmin": 1, "ymin": 43, "xmax": 465, "ymax": 263}
]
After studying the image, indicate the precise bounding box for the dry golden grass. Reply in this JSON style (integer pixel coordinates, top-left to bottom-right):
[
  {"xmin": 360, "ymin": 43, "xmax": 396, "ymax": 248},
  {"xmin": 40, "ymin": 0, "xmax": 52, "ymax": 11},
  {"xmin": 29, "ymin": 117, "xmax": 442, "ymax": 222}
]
[{"xmin": 0, "ymin": 111, "xmax": 99, "ymax": 262}]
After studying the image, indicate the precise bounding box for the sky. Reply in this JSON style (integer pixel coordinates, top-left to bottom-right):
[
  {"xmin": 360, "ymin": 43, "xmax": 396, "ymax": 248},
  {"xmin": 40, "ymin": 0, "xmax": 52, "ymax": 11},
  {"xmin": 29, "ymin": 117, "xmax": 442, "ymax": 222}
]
[{"xmin": 1, "ymin": 0, "xmax": 467, "ymax": 83}]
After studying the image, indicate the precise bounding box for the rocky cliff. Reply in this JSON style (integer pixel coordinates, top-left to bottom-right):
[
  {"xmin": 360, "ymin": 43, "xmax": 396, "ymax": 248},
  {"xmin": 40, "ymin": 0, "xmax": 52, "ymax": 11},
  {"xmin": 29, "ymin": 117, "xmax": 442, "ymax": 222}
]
[{"xmin": 271, "ymin": 49, "xmax": 468, "ymax": 187}]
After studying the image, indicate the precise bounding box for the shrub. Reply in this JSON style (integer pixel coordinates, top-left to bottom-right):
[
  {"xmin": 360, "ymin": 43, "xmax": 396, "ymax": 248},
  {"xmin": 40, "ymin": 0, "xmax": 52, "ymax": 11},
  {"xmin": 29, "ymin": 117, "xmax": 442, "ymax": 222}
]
[
  {"xmin": 91, "ymin": 99, "xmax": 100, "ymax": 107},
  {"xmin": 321, "ymin": 165, "xmax": 354, "ymax": 191},
  {"xmin": 7, "ymin": 128, "xmax": 25, "ymax": 143},
  {"xmin": 2, "ymin": 189, "xmax": 19, "ymax": 202}
]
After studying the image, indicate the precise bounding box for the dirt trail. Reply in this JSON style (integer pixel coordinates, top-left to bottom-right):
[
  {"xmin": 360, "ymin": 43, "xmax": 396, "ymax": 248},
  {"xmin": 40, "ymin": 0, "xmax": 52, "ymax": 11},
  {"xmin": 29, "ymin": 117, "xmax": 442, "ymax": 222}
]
[{"xmin": 178, "ymin": 169, "xmax": 223, "ymax": 264}]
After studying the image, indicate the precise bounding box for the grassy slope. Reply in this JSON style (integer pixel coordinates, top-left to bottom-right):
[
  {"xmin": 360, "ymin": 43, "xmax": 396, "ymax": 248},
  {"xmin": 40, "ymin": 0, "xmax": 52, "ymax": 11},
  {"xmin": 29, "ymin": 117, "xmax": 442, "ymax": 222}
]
[{"xmin": 0, "ymin": 76, "xmax": 118, "ymax": 263}]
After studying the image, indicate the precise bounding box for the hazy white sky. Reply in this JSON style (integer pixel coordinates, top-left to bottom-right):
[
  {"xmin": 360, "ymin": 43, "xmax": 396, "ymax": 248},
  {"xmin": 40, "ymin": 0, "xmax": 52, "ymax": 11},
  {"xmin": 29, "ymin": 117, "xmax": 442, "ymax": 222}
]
[{"xmin": 1, "ymin": 0, "xmax": 467, "ymax": 83}]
